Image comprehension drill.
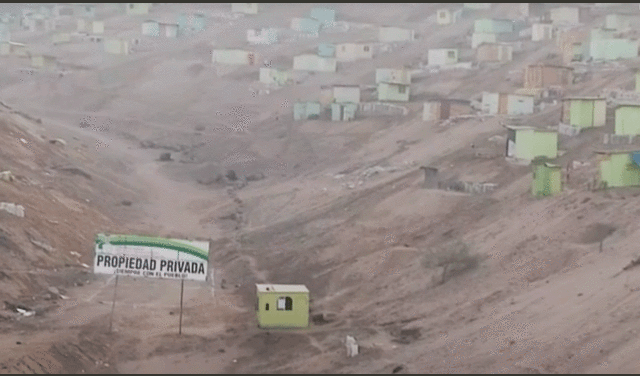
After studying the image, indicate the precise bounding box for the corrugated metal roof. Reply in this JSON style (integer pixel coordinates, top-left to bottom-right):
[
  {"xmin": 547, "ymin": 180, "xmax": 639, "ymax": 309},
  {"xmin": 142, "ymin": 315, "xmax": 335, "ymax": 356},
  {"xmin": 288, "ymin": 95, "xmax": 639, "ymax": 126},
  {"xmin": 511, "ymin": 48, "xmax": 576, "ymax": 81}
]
[
  {"xmin": 477, "ymin": 42, "xmax": 513, "ymax": 47},
  {"xmin": 528, "ymin": 63, "xmax": 575, "ymax": 70},
  {"xmin": 505, "ymin": 125, "xmax": 557, "ymax": 132},
  {"xmin": 336, "ymin": 42, "xmax": 370, "ymax": 46},
  {"xmin": 594, "ymin": 147, "xmax": 640, "ymax": 154},
  {"xmin": 562, "ymin": 96, "xmax": 605, "ymax": 100},
  {"xmin": 425, "ymin": 98, "xmax": 472, "ymax": 104},
  {"xmin": 481, "ymin": 18, "xmax": 516, "ymax": 23},
  {"xmin": 256, "ymin": 284, "xmax": 309, "ymax": 293},
  {"xmin": 490, "ymin": 92, "xmax": 535, "ymax": 97},
  {"xmin": 615, "ymin": 102, "xmax": 640, "ymax": 108},
  {"xmin": 146, "ymin": 16, "xmax": 178, "ymax": 25}
]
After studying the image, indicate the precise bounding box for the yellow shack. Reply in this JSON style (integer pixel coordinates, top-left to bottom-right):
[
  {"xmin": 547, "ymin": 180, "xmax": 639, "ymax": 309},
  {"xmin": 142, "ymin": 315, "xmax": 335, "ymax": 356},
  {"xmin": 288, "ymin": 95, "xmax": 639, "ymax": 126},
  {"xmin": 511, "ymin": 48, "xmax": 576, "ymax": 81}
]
[
  {"xmin": 31, "ymin": 54, "xmax": 57, "ymax": 72},
  {"xmin": 255, "ymin": 284, "xmax": 309, "ymax": 329}
]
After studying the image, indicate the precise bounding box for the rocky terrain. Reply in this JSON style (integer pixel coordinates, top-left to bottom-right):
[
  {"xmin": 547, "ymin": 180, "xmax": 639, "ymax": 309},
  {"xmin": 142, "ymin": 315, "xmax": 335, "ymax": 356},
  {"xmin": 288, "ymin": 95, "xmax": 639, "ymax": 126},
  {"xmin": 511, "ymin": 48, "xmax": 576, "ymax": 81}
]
[{"xmin": 2, "ymin": 2, "xmax": 640, "ymax": 374}]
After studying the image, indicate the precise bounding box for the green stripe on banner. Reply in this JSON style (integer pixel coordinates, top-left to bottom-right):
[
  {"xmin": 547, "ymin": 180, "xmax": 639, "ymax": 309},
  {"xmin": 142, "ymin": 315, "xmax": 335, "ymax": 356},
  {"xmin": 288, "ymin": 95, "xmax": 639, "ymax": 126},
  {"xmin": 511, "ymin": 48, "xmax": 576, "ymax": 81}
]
[{"xmin": 95, "ymin": 234, "xmax": 209, "ymax": 260}]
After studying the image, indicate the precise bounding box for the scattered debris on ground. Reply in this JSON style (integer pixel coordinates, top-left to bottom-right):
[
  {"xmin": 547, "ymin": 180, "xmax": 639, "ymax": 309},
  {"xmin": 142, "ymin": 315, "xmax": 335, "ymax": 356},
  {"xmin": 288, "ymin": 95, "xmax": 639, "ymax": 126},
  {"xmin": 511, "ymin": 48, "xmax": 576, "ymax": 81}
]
[
  {"xmin": 245, "ymin": 172, "xmax": 266, "ymax": 181},
  {"xmin": 345, "ymin": 335, "xmax": 359, "ymax": 358},
  {"xmin": 392, "ymin": 365, "xmax": 404, "ymax": 374},
  {"xmin": 0, "ymin": 170, "xmax": 15, "ymax": 182},
  {"xmin": 0, "ymin": 202, "xmax": 25, "ymax": 217},
  {"xmin": 49, "ymin": 138, "xmax": 67, "ymax": 146},
  {"xmin": 57, "ymin": 167, "xmax": 92, "ymax": 180},
  {"xmin": 28, "ymin": 238, "xmax": 53, "ymax": 253}
]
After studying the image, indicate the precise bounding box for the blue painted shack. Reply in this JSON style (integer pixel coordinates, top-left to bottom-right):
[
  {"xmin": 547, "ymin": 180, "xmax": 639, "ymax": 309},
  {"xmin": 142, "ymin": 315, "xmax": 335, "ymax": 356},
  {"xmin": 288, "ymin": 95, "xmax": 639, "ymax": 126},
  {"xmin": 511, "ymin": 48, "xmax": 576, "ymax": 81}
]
[{"xmin": 318, "ymin": 43, "xmax": 335, "ymax": 57}]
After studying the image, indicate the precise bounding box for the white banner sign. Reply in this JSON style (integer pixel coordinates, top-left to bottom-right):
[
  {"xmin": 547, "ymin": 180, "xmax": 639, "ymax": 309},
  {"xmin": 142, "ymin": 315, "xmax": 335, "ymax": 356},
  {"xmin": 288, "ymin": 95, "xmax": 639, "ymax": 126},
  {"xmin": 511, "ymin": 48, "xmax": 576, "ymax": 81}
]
[{"xmin": 93, "ymin": 234, "xmax": 209, "ymax": 281}]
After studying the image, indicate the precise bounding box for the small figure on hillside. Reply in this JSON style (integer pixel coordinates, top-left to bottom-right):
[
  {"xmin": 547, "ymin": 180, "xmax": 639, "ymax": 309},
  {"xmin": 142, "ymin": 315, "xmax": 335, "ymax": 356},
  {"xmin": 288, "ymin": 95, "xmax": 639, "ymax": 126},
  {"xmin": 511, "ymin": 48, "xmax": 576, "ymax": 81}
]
[{"xmin": 345, "ymin": 335, "xmax": 358, "ymax": 358}]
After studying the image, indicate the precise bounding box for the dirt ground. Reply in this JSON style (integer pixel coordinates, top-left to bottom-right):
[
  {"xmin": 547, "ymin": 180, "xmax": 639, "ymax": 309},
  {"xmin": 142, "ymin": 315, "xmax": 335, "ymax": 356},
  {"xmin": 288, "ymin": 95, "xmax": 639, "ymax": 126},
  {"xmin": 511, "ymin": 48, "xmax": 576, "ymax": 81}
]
[{"xmin": 3, "ymin": 2, "xmax": 640, "ymax": 374}]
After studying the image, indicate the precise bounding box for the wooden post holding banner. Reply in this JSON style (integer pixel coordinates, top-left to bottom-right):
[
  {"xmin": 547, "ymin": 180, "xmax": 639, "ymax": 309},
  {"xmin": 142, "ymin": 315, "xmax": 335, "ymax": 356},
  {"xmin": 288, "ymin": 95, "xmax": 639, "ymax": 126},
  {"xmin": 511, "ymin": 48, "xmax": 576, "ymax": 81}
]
[
  {"xmin": 179, "ymin": 278, "xmax": 184, "ymax": 335},
  {"xmin": 109, "ymin": 274, "xmax": 119, "ymax": 333},
  {"xmin": 93, "ymin": 234, "xmax": 210, "ymax": 336}
]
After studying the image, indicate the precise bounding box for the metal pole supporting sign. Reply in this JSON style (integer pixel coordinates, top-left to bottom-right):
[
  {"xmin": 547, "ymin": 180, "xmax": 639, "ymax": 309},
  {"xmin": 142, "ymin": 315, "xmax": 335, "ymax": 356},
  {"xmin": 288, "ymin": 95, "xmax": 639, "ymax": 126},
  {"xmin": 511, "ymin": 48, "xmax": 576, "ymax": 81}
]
[
  {"xmin": 179, "ymin": 278, "xmax": 184, "ymax": 335},
  {"xmin": 109, "ymin": 274, "xmax": 119, "ymax": 333}
]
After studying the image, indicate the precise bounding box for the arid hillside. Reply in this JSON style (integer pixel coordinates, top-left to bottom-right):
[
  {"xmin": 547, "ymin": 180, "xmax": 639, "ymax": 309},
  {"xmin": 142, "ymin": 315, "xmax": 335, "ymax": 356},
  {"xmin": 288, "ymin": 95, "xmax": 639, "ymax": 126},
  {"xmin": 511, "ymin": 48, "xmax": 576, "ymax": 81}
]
[{"xmin": 3, "ymin": 2, "xmax": 640, "ymax": 374}]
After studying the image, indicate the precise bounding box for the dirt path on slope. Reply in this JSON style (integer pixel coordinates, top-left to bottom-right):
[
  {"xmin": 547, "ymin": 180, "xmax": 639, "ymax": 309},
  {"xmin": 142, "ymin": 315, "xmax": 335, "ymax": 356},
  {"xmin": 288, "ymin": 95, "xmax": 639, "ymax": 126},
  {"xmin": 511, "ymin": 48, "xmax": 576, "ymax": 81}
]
[
  {"xmin": 133, "ymin": 160, "xmax": 225, "ymax": 239},
  {"xmin": 0, "ymin": 106, "xmax": 249, "ymax": 373},
  {"xmin": 17, "ymin": 105, "xmax": 229, "ymax": 238}
]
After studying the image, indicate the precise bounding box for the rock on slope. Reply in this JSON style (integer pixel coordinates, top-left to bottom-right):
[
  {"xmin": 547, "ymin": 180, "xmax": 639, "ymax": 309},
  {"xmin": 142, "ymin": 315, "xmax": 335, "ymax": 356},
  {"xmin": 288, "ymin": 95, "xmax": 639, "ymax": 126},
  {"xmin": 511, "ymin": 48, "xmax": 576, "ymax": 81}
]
[{"xmin": 0, "ymin": 106, "xmax": 116, "ymax": 303}]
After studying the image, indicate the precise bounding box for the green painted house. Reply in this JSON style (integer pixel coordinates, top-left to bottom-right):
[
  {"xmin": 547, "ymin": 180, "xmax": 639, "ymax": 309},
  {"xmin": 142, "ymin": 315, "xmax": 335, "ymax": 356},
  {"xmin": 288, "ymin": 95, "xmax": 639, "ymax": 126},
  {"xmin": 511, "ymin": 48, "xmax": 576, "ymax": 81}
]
[
  {"xmin": 231, "ymin": 3, "xmax": 258, "ymax": 14},
  {"xmin": 605, "ymin": 14, "xmax": 635, "ymax": 31},
  {"xmin": 193, "ymin": 13, "xmax": 206, "ymax": 32},
  {"xmin": 614, "ymin": 104, "xmax": 640, "ymax": 135},
  {"xmin": 589, "ymin": 37, "xmax": 638, "ymax": 61},
  {"xmin": 141, "ymin": 20, "xmax": 160, "ymax": 36},
  {"xmin": 464, "ymin": 3, "xmax": 491, "ymax": 10},
  {"xmin": 0, "ymin": 22, "xmax": 10, "ymax": 42},
  {"xmin": 212, "ymin": 49, "xmax": 257, "ymax": 65},
  {"xmin": 379, "ymin": 26, "xmax": 415, "ymax": 42},
  {"xmin": 309, "ymin": 7, "xmax": 335, "ymax": 28},
  {"xmin": 290, "ymin": 17, "xmax": 321, "ymax": 35},
  {"xmin": 292, "ymin": 54, "xmax": 337, "ymax": 72},
  {"xmin": 561, "ymin": 97, "xmax": 607, "ymax": 129},
  {"xmin": 176, "ymin": 12, "xmax": 207, "ymax": 33},
  {"xmin": 376, "ymin": 68, "xmax": 411, "ymax": 102},
  {"xmin": 293, "ymin": 101, "xmax": 321, "ymax": 120},
  {"xmin": 259, "ymin": 67, "xmax": 291, "ymax": 86},
  {"xmin": 31, "ymin": 54, "xmax": 57, "ymax": 72},
  {"xmin": 506, "ymin": 126, "xmax": 558, "ymax": 162},
  {"xmin": 590, "ymin": 27, "xmax": 616, "ymax": 41},
  {"xmin": 256, "ymin": 284, "xmax": 309, "ymax": 329},
  {"xmin": 104, "ymin": 38, "xmax": 129, "ymax": 55},
  {"xmin": 177, "ymin": 13, "xmax": 188, "ymax": 31},
  {"xmin": 125, "ymin": 3, "xmax": 151, "ymax": 16},
  {"xmin": 474, "ymin": 18, "xmax": 514, "ymax": 34},
  {"xmin": 595, "ymin": 149, "xmax": 640, "ymax": 188},
  {"xmin": 472, "ymin": 32, "xmax": 497, "ymax": 48},
  {"xmin": 531, "ymin": 161, "xmax": 562, "ymax": 197},
  {"xmin": 318, "ymin": 43, "xmax": 335, "ymax": 57},
  {"xmin": 377, "ymin": 83, "xmax": 410, "ymax": 102}
]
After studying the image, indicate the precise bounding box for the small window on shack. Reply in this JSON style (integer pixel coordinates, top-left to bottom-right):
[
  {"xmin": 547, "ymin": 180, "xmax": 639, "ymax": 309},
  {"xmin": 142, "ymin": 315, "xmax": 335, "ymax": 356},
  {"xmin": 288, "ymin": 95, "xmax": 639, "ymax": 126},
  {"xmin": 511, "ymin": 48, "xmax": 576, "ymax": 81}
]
[
  {"xmin": 363, "ymin": 45, "xmax": 370, "ymax": 52},
  {"xmin": 277, "ymin": 296, "xmax": 293, "ymax": 311},
  {"xmin": 447, "ymin": 50, "xmax": 455, "ymax": 58},
  {"xmin": 398, "ymin": 85, "xmax": 407, "ymax": 94}
]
